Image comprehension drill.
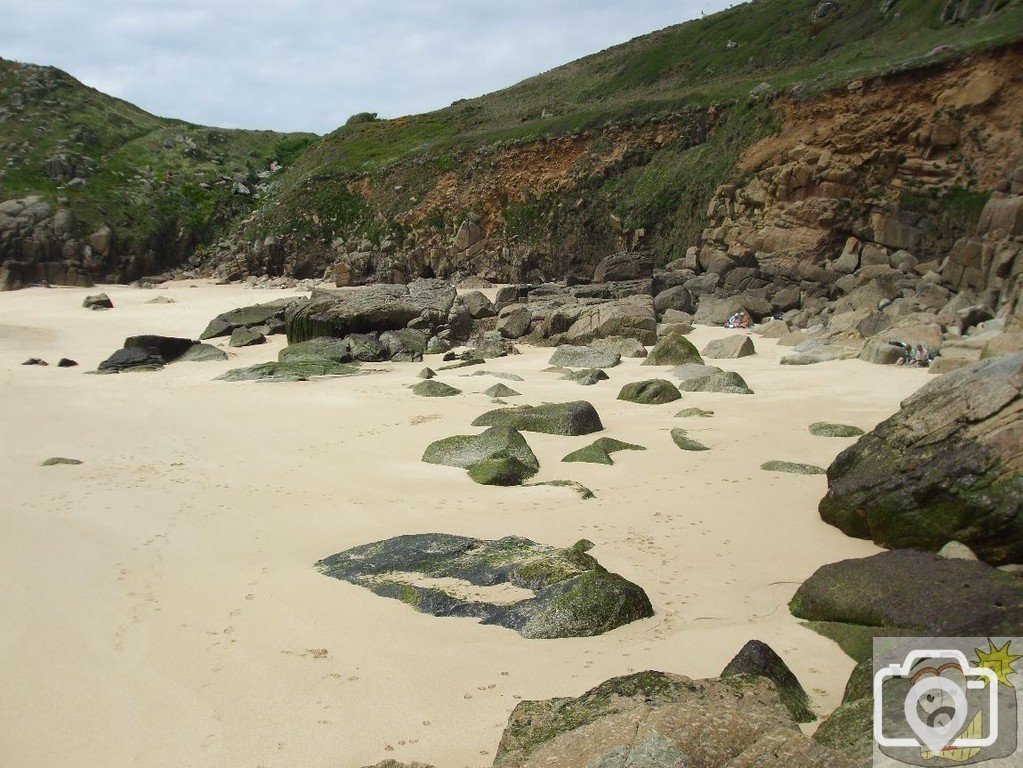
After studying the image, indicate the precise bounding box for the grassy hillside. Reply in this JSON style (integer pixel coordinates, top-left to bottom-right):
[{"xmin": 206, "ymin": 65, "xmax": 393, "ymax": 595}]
[
  {"xmin": 235, "ymin": 0, "xmax": 1023, "ymax": 265},
  {"xmin": 0, "ymin": 58, "xmax": 311, "ymax": 270}
]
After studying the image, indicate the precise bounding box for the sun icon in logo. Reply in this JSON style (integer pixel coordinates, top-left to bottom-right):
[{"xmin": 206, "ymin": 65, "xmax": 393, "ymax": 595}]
[{"xmin": 973, "ymin": 639, "xmax": 1021, "ymax": 688}]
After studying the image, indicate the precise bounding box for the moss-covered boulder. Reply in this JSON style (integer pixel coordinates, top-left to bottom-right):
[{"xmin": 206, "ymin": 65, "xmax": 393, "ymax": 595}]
[
  {"xmin": 671, "ymin": 428, "xmax": 709, "ymax": 451},
  {"xmin": 278, "ymin": 337, "xmax": 352, "ymax": 363},
  {"xmin": 562, "ymin": 437, "xmax": 645, "ymax": 465},
  {"xmin": 484, "ymin": 383, "xmax": 521, "ymax": 398},
  {"xmin": 493, "ymin": 669, "xmax": 855, "ymax": 768},
  {"xmin": 472, "ymin": 401, "xmax": 603, "ymax": 435},
  {"xmin": 819, "ymin": 354, "xmax": 1023, "ymax": 565},
  {"xmin": 812, "ymin": 698, "xmax": 872, "ymax": 766},
  {"xmin": 720, "ymin": 639, "xmax": 815, "ymax": 723},
  {"xmin": 560, "ymin": 368, "xmax": 610, "ymax": 386},
  {"xmin": 642, "ymin": 331, "xmax": 704, "ymax": 366},
  {"xmin": 677, "ymin": 370, "xmax": 753, "ymax": 394},
  {"xmin": 548, "ymin": 345, "xmax": 621, "ymax": 369},
  {"xmin": 216, "ymin": 360, "xmax": 359, "ymax": 382},
  {"xmin": 468, "ymin": 454, "xmax": 537, "ymax": 485},
  {"xmin": 411, "ymin": 380, "xmax": 461, "ymax": 397},
  {"xmin": 808, "ymin": 422, "xmax": 864, "ymax": 438},
  {"xmin": 417, "ymin": 367, "xmax": 436, "ymax": 379},
  {"xmin": 617, "ymin": 378, "xmax": 681, "ymax": 404},
  {"xmin": 315, "ymin": 534, "xmax": 653, "ymax": 638},
  {"xmin": 422, "ymin": 425, "xmax": 539, "ymax": 485},
  {"xmin": 761, "ymin": 460, "xmax": 826, "ymax": 474},
  {"xmin": 789, "ymin": 550, "xmax": 1023, "ymax": 636}
]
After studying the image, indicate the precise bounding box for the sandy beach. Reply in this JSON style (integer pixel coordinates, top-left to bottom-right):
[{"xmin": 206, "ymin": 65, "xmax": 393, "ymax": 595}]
[{"xmin": 0, "ymin": 282, "xmax": 932, "ymax": 768}]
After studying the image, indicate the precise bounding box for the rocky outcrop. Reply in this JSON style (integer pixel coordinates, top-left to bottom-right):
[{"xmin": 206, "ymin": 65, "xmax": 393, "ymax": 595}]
[
  {"xmin": 315, "ymin": 534, "xmax": 653, "ymax": 638},
  {"xmin": 492, "ymin": 669, "xmax": 853, "ymax": 768},
  {"xmin": 819, "ymin": 354, "xmax": 1023, "ymax": 564}
]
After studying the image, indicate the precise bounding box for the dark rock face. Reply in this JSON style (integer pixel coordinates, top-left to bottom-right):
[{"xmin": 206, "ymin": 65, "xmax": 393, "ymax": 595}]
[
  {"xmin": 97, "ymin": 346, "xmax": 164, "ymax": 372},
  {"xmin": 82, "ymin": 293, "xmax": 112, "ymax": 310},
  {"xmin": 176, "ymin": 343, "xmax": 227, "ymax": 362},
  {"xmin": 278, "ymin": 337, "xmax": 352, "ymax": 363},
  {"xmin": 617, "ymin": 378, "xmax": 681, "ymax": 405},
  {"xmin": 761, "ymin": 460, "xmax": 825, "ymax": 474},
  {"xmin": 316, "ymin": 534, "xmax": 653, "ymax": 639},
  {"xmin": 720, "ymin": 640, "xmax": 815, "ymax": 723},
  {"xmin": 123, "ymin": 335, "xmax": 195, "ymax": 362},
  {"xmin": 789, "ymin": 550, "xmax": 1023, "ymax": 636},
  {"xmin": 493, "ymin": 670, "xmax": 854, "ymax": 768},
  {"xmin": 56, "ymin": 357, "xmax": 78, "ymax": 367},
  {"xmin": 818, "ymin": 354, "xmax": 1023, "ymax": 564},
  {"xmin": 472, "ymin": 401, "xmax": 604, "ymax": 436},
  {"xmin": 228, "ymin": 327, "xmax": 266, "ymax": 347},
  {"xmin": 808, "ymin": 422, "xmax": 864, "ymax": 437},
  {"xmin": 593, "ymin": 252, "xmax": 652, "ymax": 283}
]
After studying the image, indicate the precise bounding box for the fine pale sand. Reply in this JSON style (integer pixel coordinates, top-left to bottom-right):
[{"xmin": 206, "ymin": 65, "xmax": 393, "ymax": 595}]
[{"xmin": 0, "ymin": 282, "xmax": 931, "ymax": 768}]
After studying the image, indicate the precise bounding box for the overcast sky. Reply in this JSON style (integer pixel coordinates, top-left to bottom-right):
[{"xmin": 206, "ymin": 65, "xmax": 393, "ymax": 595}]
[{"xmin": 2, "ymin": 1, "xmax": 737, "ymax": 135}]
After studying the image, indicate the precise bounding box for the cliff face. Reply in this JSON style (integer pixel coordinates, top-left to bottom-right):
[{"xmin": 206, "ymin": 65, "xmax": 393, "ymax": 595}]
[{"xmin": 697, "ymin": 45, "xmax": 1023, "ymax": 325}]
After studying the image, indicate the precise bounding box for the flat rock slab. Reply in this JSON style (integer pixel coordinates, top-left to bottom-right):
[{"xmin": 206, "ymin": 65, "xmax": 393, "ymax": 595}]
[
  {"xmin": 618, "ymin": 379, "xmax": 681, "ymax": 404},
  {"xmin": 590, "ymin": 336, "xmax": 647, "ymax": 358},
  {"xmin": 762, "ymin": 460, "xmax": 825, "ymax": 474},
  {"xmin": 819, "ymin": 354, "xmax": 1023, "ymax": 565},
  {"xmin": 548, "ymin": 345, "xmax": 621, "ymax": 369},
  {"xmin": 676, "ymin": 407, "xmax": 714, "ymax": 418},
  {"xmin": 789, "ymin": 549, "xmax": 1023, "ymax": 636},
  {"xmin": 642, "ymin": 332, "xmax": 704, "ymax": 366},
  {"xmin": 41, "ymin": 457, "xmax": 82, "ymax": 466},
  {"xmin": 672, "ymin": 363, "xmax": 724, "ymax": 381},
  {"xmin": 468, "ymin": 370, "xmax": 525, "ymax": 381},
  {"xmin": 701, "ymin": 335, "xmax": 756, "ymax": 359},
  {"xmin": 216, "ymin": 361, "xmax": 359, "ymax": 382},
  {"xmin": 472, "ymin": 401, "xmax": 603, "ymax": 435},
  {"xmin": 229, "ymin": 327, "xmax": 266, "ymax": 347},
  {"xmin": 279, "ymin": 337, "xmax": 352, "ymax": 364},
  {"xmin": 808, "ymin": 422, "xmax": 864, "ymax": 438},
  {"xmin": 316, "ymin": 534, "xmax": 653, "ymax": 638},
  {"xmin": 412, "ymin": 380, "xmax": 461, "ymax": 397},
  {"xmin": 678, "ymin": 370, "xmax": 753, "ymax": 394}
]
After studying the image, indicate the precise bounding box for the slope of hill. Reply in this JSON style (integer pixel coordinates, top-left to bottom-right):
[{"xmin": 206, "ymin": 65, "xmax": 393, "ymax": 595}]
[
  {"xmin": 2, "ymin": 0, "xmax": 1023, "ymax": 289},
  {"xmin": 0, "ymin": 58, "xmax": 311, "ymax": 287},
  {"xmin": 208, "ymin": 0, "xmax": 1023, "ymax": 282}
]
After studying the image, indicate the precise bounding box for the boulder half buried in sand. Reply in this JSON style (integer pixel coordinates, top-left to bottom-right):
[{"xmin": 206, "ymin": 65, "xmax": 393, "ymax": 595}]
[
  {"xmin": 423, "ymin": 425, "xmax": 539, "ymax": 485},
  {"xmin": 411, "ymin": 380, "xmax": 461, "ymax": 397},
  {"xmin": 562, "ymin": 437, "xmax": 646, "ymax": 465},
  {"xmin": 642, "ymin": 331, "xmax": 703, "ymax": 366},
  {"xmin": 472, "ymin": 401, "xmax": 603, "ymax": 436},
  {"xmin": 315, "ymin": 534, "xmax": 653, "ymax": 638},
  {"xmin": 548, "ymin": 345, "xmax": 621, "ymax": 369},
  {"xmin": 216, "ymin": 360, "xmax": 359, "ymax": 382},
  {"xmin": 618, "ymin": 379, "xmax": 681, "ymax": 404}
]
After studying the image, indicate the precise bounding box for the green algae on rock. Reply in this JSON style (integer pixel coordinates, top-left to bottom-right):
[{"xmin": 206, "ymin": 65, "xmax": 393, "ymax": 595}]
[
  {"xmin": 315, "ymin": 534, "xmax": 652, "ymax": 638},
  {"xmin": 617, "ymin": 379, "xmax": 681, "ymax": 404},
  {"xmin": 761, "ymin": 460, "xmax": 825, "ymax": 474},
  {"xmin": 472, "ymin": 401, "xmax": 603, "ymax": 436}
]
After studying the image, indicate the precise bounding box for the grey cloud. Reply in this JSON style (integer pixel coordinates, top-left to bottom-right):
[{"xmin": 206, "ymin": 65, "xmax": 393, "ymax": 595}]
[{"xmin": 1, "ymin": 0, "xmax": 734, "ymax": 134}]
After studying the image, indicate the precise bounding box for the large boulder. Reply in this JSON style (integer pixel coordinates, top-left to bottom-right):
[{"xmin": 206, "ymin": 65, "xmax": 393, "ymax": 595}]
[
  {"xmin": 285, "ymin": 281, "xmax": 456, "ymax": 344},
  {"xmin": 819, "ymin": 355, "xmax": 1023, "ymax": 564},
  {"xmin": 98, "ymin": 334, "xmax": 195, "ymax": 372},
  {"xmin": 590, "ymin": 336, "xmax": 647, "ymax": 358},
  {"xmin": 316, "ymin": 534, "xmax": 653, "ymax": 638},
  {"xmin": 548, "ymin": 345, "xmax": 620, "ymax": 369},
  {"xmin": 462, "ymin": 290, "xmax": 497, "ymax": 319},
  {"xmin": 678, "ymin": 370, "xmax": 754, "ymax": 394},
  {"xmin": 493, "ymin": 670, "xmax": 854, "ymax": 768},
  {"xmin": 618, "ymin": 379, "xmax": 681, "ymax": 405},
  {"xmin": 702, "ymin": 335, "xmax": 756, "ymax": 359},
  {"xmin": 216, "ymin": 360, "xmax": 359, "ymax": 382},
  {"xmin": 653, "ymin": 285, "xmax": 696, "ymax": 316},
  {"xmin": 423, "ymin": 425, "xmax": 538, "ymax": 475},
  {"xmin": 550, "ymin": 295, "xmax": 657, "ymax": 345},
  {"xmin": 789, "ymin": 550, "xmax": 1023, "ymax": 636},
  {"xmin": 642, "ymin": 332, "xmax": 704, "ymax": 366},
  {"xmin": 83, "ymin": 293, "xmax": 112, "ymax": 310},
  {"xmin": 472, "ymin": 401, "xmax": 604, "ymax": 436}
]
